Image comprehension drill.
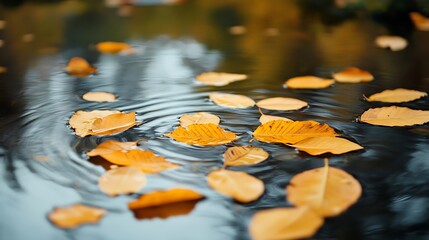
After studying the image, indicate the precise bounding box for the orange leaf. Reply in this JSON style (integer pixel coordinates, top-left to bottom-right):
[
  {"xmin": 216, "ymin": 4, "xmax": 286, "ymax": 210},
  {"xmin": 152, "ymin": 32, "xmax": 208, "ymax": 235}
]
[
  {"xmin": 359, "ymin": 106, "xmax": 429, "ymax": 127},
  {"xmin": 284, "ymin": 76, "xmax": 334, "ymax": 89},
  {"xmin": 65, "ymin": 57, "xmax": 96, "ymax": 77},
  {"xmin": 165, "ymin": 123, "xmax": 236, "ymax": 146},
  {"xmin": 209, "ymin": 93, "xmax": 255, "ymax": 109},
  {"xmin": 90, "ymin": 112, "xmax": 136, "ymax": 136},
  {"xmin": 410, "ymin": 12, "xmax": 429, "ymax": 31},
  {"xmin": 290, "ymin": 137, "xmax": 363, "ymax": 155},
  {"xmin": 375, "ymin": 35, "xmax": 407, "ymax": 51},
  {"xmin": 256, "ymin": 97, "xmax": 308, "ymax": 111},
  {"xmin": 223, "ymin": 146, "xmax": 269, "ymax": 167},
  {"xmin": 87, "ymin": 140, "xmax": 137, "ymax": 156},
  {"xmin": 179, "ymin": 112, "xmax": 220, "ymax": 128},
  {"xmin": 96, "ymin": 41, "xmax": 131, "ymax": 54},
  {"xmin": 82, "ymin": 92, "xmax": 116, "ymax": 102},
  {"xmin": 48, "ymin": 204, "xmax": 105, "ymax": 229},
  {"xmin": 98, "ymin": 166, "xmax": 147, "ymax": 196},
  {"xmin": 333, "ymin": 67, "xmax": 374, "ymax": 83},
  {"xmin": 69, "ymin": 110, "xmax": 119, "ymax": 137},
  {"xmin": 365, "ymin": 88, "xmax": 427, "ymax": 103},
  {"xmin": 196, "ymin": 72, "xmax": 247, "ymax": 86},
  {"xmin": 258, "ymin": 108, "xmax": 292, "ymax": 124}
]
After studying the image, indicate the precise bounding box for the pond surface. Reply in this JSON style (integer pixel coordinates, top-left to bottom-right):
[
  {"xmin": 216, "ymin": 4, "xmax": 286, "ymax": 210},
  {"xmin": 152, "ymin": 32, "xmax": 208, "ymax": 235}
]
[{"xmin": 1, "ymin": 1, "xmax": 429, "ymax": 239}]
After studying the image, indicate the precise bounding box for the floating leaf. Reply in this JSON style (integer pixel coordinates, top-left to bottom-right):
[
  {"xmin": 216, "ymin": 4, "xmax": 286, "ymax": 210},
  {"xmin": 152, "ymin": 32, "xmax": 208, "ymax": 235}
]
[
  {"xmin": 98, "ymin": 166, "xmax": 147, "ymax": 196},
  {"xmin": 284, "ymin": 76, "xmax": 334, "ymax": 89},
  {"xmin": 253, "ymin": 120, "xmax": 338, "ymax": 144},
  {"xmin": 290, "ymin": 137, "xmax": 363, "ymax": 155},
  {"xmin": 65, "ymin": 57, "xmax": 96, "ymax": 77},
  {"xmin": 96, "ymin": 41, "xmax": 130, "ymax": 54},
  {"xmin": 375, "ymin": 35, "xmax": 407, "ymax": 51},
  {"xmin": 286, "ymin": 159, "xmax": 362, "ymax": 217},
  {"xmin": 410, "ymin": 12, "xmax": 429, "ymax": 31},
  {"xmin": 259, "ymin": 108, "xmax": 293, "ymax": 124},
  {"xmin": 229, "ymin": 25, "xmax": 246, "ymax": 35},
  {"xmin": 224, "ymin": 146, "xmax": 269, "ymax": 167},
  {"xmin": 207, "ymin": 169, "xmax": 264, "ymax": 203},
  {"xmin": 359, "ymin": 106, "xmax": 429, "ymax": 127},
  {"xmin": 365, "ymin": 88, "xmax": 427, "ymax": 103},
  {"xmin": 333, "ymin": 67, "xmax": 374, "ymax": 83},
  {"xmin": 48, "ymin": 204, "xmax": 106, "ymax": 229},
  {"xmin": 249, "ymin": 207, "xmax": 324, "ymax": 240},
  {"xmin": 179, "ymin": 112, "xmax": 220, "ymax": 128},
  {"xmin": 87, "ymin": 140, "xmax": 137, "ymax": 156},
  {"xmin": 209, "ymin": 93, "xmax": 255, "ymax": 109},
  {"xmin": 165, "ymin": 123, "xmax": 236, "ymax": 146},
  {"xmin": 82, "ymin": 92, "xmax": 116, "ymax": 102},
  {"xmin": 256, "ymin": 97, "xmax": 308, "ymax": 111},
  {"xmin": 196, "ymin": 72, "xmax": 247, "ymax": 86}
]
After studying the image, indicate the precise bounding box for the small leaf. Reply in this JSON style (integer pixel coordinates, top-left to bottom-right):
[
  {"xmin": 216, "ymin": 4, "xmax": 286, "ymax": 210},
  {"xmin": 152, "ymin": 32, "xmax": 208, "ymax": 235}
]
[
  {"xmin": 375, "ymin": 35, "xmax": 407, "ymax": 51},
  {"xmin": 48, "ymin": 204, "xmax": 105, "ymax": 229},
  {"xmin": 196, "ymin": 72, "xmax": 247, "ymax": 86},
  {"xmin": 82, "ymin": 92, "xmax": 116, "ymax": 102},
  {"xmin": 96, "ymin": 41, "xmax": 130, "ymax": 54},
  {"xmin": 179, "ymin": 112, "xmax": 220, "ymax": 128},
  {"xmin": 410, "ymin": 12, "xmax": 429, "ymax": 31},
  {"xmin": 333, "ymin": 67, "xmax": 374, "ymax": 83},
  {"xmin": 207, "ymin": 169, "xmax": 264, "ymax": 203},
  {"xmin": 65, "ymin": 57, "xmax": 96, "ymax": 77},
  {"xmin": 256, "ymin": 97, "xmax": 308, "ymax": 111},
  {"xmin": 224, "ymin": 146, "xmax": 269, "ymax": 167},
  {"xmin": 209, "ymin": 93, "xmax": 255, "ymax": 109},
  {"xmin": 87, "ymin": 140, "xmax": 137, "ymax": 156},
  {"xmin": 98, "ymin": 166, "xmax": 147, "ymax": 196},
  {"xmin": 165, "ymin": 123, "xmax": 236, "ymax": 146},
  {"xmin": 69, "ymin": 110, "xmax": 118, "ymax": 137},
  {"xmin": 249, "ymin": 207, "xmax": 324, "ymax": 240},
  {"xmin": 286, "ymin": 159, "xmax": 362, "ymax": 217},
  {"xmin": 284, "ymin": 76, "xmax": 334, "ymax": 89},
  {"xmin": 90, "ymin": 112, "xmax": 136, "ymax": 136},
  {"xmin": 359, "ymin": 106, "xmax": 429, "ymax": 127},
  {"xmin": 290, "ymin": 137, "xmax": 363, "ymax": 155},
  {"xmin": 365, "ymin": 88, "xmax": 427, "ymax": 103},
  {"xmin": 258, "ymin": 108, "xmax": 292, "ymax": 124}
]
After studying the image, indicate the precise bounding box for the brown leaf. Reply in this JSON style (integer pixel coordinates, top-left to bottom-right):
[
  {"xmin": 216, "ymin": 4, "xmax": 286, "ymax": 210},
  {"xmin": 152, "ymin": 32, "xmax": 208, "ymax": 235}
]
[
  {"xmin": 209, "ymin": 93, "xmax": 255, "ymax": 109},
  {"xmin": 410, "ymin": 12, "xmax": 429, "ymax": 31},
  {"xmin": 375, "ymin": 35, "xmax": 407, "ymax": 51},
  {"xmin": 48, "ymin": 204, "xmax": 106, "ymax": 229},
  {"xmin": 96, "ymin": 41, "xmax": 131, "ymax": 54},
  {"xmin": 196, "ymin": 72, "xmax": 247, "ymax": 86},
  {"xmin": 284, "ymin": 76, "xmax": 334, "ymax": 89},
  {"xmin": 223, "ymin": 146, "xmax": 269, "ymax": 167},
  {"xmin": 256, "ymin": 97, "xmax": 308, "ymax": 111},
  {"xmin": 65, "ymin": 57, "xmax": 96, "ymax": 77},
  {"xmin": 165, "ymin": 123, "xmax": 236, "ymax": 146},
  {"xmin": 179, "ymin": 112, "xmax": 220, "ymax": 128},
  {"xmin": 207, "ymin": 169, "xmax": 264, "ymax": 203},
  {"xmin": 365, "ymin": 88, "xmax": 427, "ymax": 103},
  {"xmin": 98, "ymin": 166, "xmax": 147, "ymax": 196},
  {"xmin": 333, "ymin": 67, "xmax": 374, "ymax": 83},
  {"xmin": 82, "ymin": 92, "xmax": 116, "ymax": 102},
  {"xmin": 290, "ymin": 137, "xmax": 363, "ymax": 155},
  {"xmin": 359, "ymin": 106, "xmax": 429, "ymax": 127}
]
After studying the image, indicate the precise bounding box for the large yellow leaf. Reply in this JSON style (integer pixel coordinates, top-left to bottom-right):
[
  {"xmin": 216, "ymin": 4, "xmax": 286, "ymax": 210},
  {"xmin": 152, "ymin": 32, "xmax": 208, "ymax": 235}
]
[
  {"xmin": 410, "ymin": 12, "xmax": 429, "ymax": 31},
  {"xmin": 256, "ymin": 97, "xmax": 308, "ymax": 111},
  {"xmin": 359, "ymin": 106, "xmax": 429, "ymax": 127},
  {"xmin": 90, "ymin": 112, "xmax": 136, "ymax": 136},
  {"xmin": 223, "ymin": 146, "xmax": 269, "ymax": 167},
  {"xmin": 333, "ymin": 67, "xmax": 374, "ymax": 83},
  {"xmin": 365, "ymin": 88, "xmax": 427, "ymax": 103},
  {"xmin": 165, "ymin": 123, "xmax": 236, "ymax": 146},
  {"xmin": 207, "ymin": 169, "xmax": 264, "ymax": 203},
  {"xmin": 209, "ymin": 93, "xmax": 255, "ymax": 109},
  {"xmin": 290, "ymin": 137, "xmax": 363, "ymax": 155},
  {"xmin": 286, "ymin": 159, "xmax": 362, "ymax": 217},
  {"xmin": 96, "ymin": 41, "xmax": 130, "ymax": 54},
  {"xmin": 284, "ymin": 76, "xmax": 334, "ymax": 89},
  {"xmin": 48, "ymin": 204, "xmax": 106, "ymax": 229},
  {"xmin": 65, "ymin": 57, "xmax": 96, "ymax": 77},
  {"xmin": 82, "ymin": 92, "xmax": 116, "ymax": 102},
  {"xmin": 253, "ymin": 120, "xmax": 338, "ymax": 144},
  {"xmin": 375, "ymin": 35, "xmax": 407, "ymax": 51},
  {"xmin": 98, "ymin": 166, "xmax": 147, "ymax": 196},
  {"xmin": 196, "ymin": 72, "xmax": 247, "ymax": 86},
  {"xmin": 179, "ymin": 112, "xmax": 220, "ymax": 128},
  {"xmin": 249, "ymin": 207, "xmax": 324, "ymax": 240},
  {"xmin": 87, "ymin": 140, "xmax": 137, "ymax": 156}
]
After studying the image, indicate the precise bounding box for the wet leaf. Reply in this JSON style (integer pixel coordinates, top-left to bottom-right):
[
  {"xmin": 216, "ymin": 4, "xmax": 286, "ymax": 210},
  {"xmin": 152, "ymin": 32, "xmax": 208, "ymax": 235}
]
[
  {"xmin": 410, "ymin": 12, "xmax": 429, "ymax": 31},
  {"xmin": 284, "ymin": 76, "xmax": 334, "ymax": 89},
  {"xmin": 229, "ymin": 25, "xmax": 246, "ymax": 35},
  {"xmin": 253, "ymin": 120, "xmax": 338, "ymax": 144},
  {"xmin": 259, "ymin": 108, "xmax": 293, "ymax": 124},
  {"xmin": 256, "ymin": 97, "xmax": 308, "ymax": 111},
  {"xmin": 207, "ymin": 169, "xmax": 264, "ymax": 203},
  {"xmin": 165, "ymin": 123, "xmax": 236, "ymax": 146},
  {"xmin": 365, "ymin": 88, "xmax": 427, "ymax": 103},
  {"xmin": 290, "ymin": 137, "xmax": 363, "ymax": 155},
  {"xmin": 96, "ymin": 41, "xmax": 131, "ymax": 54},
  {"xmin": 179, "ymin": 112, "xmax": 220, "ymax": 128},
  {"xmin": 249, "ymin": 207, "xmax": 324, "ymax": 240},
  {"xmin": 333, "ymin": 67, "xmax": 374, "ymax": 83},
  {"xmin": 196, "ymin": 72, "xmax": 247, "ymax": 86},
  {"xmin": 359, "ymin": 106, "xmax": 429, "ymax": 127},
  {"xmin": 286, "ymin": 159, "xmax": 362, "ymax": 217},
  {"xmin": 223, "ymin": 146, "xmax": 269, "ymax": 167},
  {"xmin": 65, "ymin": 57, "xmax": 96, "ymax": 77},
  {"xmin": 375, "ymin": 35, "xmax": 407, "ymax": 51},
  {"xmin": 98, "ymin": 166, "xmax": 147, "ymax": 196},
  {"xmin": 87, "ymin": 140, "xmax": 137, "ymax": 156},
  {"xmin": 48, "ymin": 204, "xmax": 106, "ymax": 229},
  {"xmin": 82, "ymin": 92, "xmax": 116, "ymax": 102},
  {"xmin": 209, "ymin": 92, "xmax": 255, "ymax": 109}
]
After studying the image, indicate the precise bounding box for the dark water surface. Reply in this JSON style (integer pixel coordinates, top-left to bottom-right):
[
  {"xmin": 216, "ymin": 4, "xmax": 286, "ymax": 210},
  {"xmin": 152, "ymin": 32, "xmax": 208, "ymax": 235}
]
[{"xmin": 1, "ymin": 1, "xmax": 429, "ymax": 239}]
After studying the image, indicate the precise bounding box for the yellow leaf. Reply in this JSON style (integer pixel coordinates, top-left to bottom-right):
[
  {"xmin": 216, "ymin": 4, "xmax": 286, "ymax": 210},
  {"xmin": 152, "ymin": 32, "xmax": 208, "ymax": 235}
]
[
  {"xmin": 48, "ymin": 204, "xmax": 105, "ymax": 229},
  {"xmin": 258, "ymin": 108, "xmax": 293, "ymax": 124},
  {"xmin": 209, "ymin": 93, "xmax": 255, "ymax": 109},
  {"xmin": 223, "ymin": 146, "xmax": 269, "ymax": 167},
  {"xmin": 284, "ymin": 76, "xmax": 335, "ymax": 89},
  {"xmin": 365, "ymin": 88, "xmax": 427, "ymax": 103},
  {"xmin": 96, "ymin": 41, "xmax": 131, "ymax": 54},
  {"xmin": 207, "ymin": 169, "xmax": 264, "ymax": 203},
  {"xmin": 165, "ymin": 123, "xmax": 236, "ymax": 146},
  {"xmin": 410, "ymin": 12, "xmax": 429, "ymax": 31},
  {"xmin": 359, "ymin": 106, "xmax": 429, "ymax": 127},
  {"xmin": 286, "ymin": 159, "xmax": 362, "ymax": 217},
  {"xmin": 249, "ymin": 207, "xmax": 324, "ymax": 240},
  {"xmin": 253, "ymin": 120, "xmax": 338, "ymax": 144},
  {"xmin": 69, "ymin": 110, "xmax": 119, "ymax": 137},
  {"xmin": 90, "ymin": 112, "xmax": 136, "ymax": 136},
  {"xmin": 87, "ymin": 140, "xmax": 137, "ymax": 156},
  {"xmin": 375, "ymin": 35, "xmax": 408, "ymax": 51},
  {"xmin": 333, "ymin": 67, "xmax": 374, "ymax": 83},
  {"xmin": 256, "ymin": 97, "xmax": 308, "ymax": 111},
  {"xmin": 98, "ymin": 166, "xmax": 147, "ymax": 196},
  {"xmin": 196, "ymin": 72, "xmax": 247, "ymax": 86},
  {"xmin": 179, "ymin": 112, "xmax": 220, "ymax": 128},
  {"xmin": 65, "ymin": 57, "xmax": 96, "ymax": 77},
  {"xmin": 290, "ymin": 137, "xmax": 363, "ymax": 155},
  {"xmin": 82, "ymin": 92, "xmax": 116, "ymax": 102}
]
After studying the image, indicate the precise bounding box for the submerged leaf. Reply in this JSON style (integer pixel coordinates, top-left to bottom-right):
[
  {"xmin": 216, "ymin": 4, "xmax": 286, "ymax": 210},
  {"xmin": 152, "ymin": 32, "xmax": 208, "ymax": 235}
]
[
  {"xmin": 196, "ymin": 72, "xmax": 247, "ymax": 86},
  {"xmin": 96, "ymin": 41, "xmax": 130, "ymax": 54},
  {"xmin": 165, "ymin": 123, "xmax": 236, "ymax": 146},
  {"xmin": 333, "ymin": 67, "xmax": 374, "ymax": 83},
  {"xmin": 209, "ymin": 93, "xmax": 255, "ymax": 109},
  {"xmin": 256, "ymin": 97, "xmax": 308, "ymax": 111},
  {"xmin": 359, "ymin": 106, "xmax": 429, "ymax": 127},
  {"xmin": 179, "ymin": 112, "xmax": 220, "ymax": 128},
  {"xmin": 98, "ymin": 166, "xmax": 147, "ymax": 196},
  {"xmin": 87, "ymin": 140, "xmax": 137, "ymax": 156},
  {"xmin": 375, "ymin": 35, "xmax": 407, "ymax": 51},
  {"xmin": 410, "ymin": 12, "xmax": 429, "ymax": 31},
  {"xmin": 65, "ymin": 57, "xmax": 96, "ymax": 77},
  {"xmin": 290, "ymin": 137, "xmax": 363, "ymax": 155},
  {"xmin": 48, "ymin": 204, "xmax": 106, "ymax": 229},
  {"xmin": 365, "ymin": 88, "xmax": 427, "ymax": 103},
  {"xmin": 82, "ymin": 92, "xmax": 116, "ymax": 102},
  {"xmin": 223, "ymin": 146, "xmax": 269, "ymax": 167},
  {"xmin": 284, "ymin": 76, "xmax": 334, "ymax": 89}
]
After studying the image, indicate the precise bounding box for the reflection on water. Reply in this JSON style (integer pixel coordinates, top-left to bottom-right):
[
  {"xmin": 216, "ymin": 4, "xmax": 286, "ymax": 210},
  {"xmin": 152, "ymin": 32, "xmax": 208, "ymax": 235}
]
[{"xmin": 1, "ymin": 1, "xmax": 429, "ymax": 239}]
